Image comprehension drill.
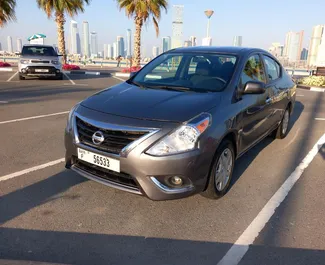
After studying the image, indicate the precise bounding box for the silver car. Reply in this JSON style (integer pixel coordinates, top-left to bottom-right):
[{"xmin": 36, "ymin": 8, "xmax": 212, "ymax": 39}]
[{"xmin": 18, "ymin": 44, "xmax": 63, "ymax": 80}]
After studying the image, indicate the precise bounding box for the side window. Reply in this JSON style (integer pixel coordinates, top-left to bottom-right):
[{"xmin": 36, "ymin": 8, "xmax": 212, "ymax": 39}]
[
  {"xmin": 263, "ymin": 56, "xmax": 280, "ymax": 81},
  {"xmin": 241, "ymin": 55, "xmax": 266, "ymax": 88}
]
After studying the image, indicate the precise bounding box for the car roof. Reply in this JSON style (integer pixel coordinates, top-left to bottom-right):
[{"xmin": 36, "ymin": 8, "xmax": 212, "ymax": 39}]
[{"xmin": 169, "ymin": 46, "xmax": 268, "ymax": 56}]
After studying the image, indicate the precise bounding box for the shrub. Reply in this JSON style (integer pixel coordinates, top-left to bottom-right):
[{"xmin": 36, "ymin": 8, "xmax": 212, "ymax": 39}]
[
  {"xmin": 298, "ymin": 76, "xmax": 325, "ymax": 87},
  {"xmin": 0, "ymin": 62, "xmax": 11, "ymax": 67},
  {"xmin": 62, "ymin": 64, "xmax": 80, "ymax": 70},
  {"xmin": 122, "ymin": 66, "xmax": 141, "ymax": 73}
]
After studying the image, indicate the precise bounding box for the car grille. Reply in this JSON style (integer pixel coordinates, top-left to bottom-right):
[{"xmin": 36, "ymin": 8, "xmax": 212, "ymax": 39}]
[
  {"xmin": 26, "ymin": 66, "xmax": 57, "ymax": 74},
  {"xmin": 75, "ymin": 158, "xmax": 140, "ymax": 190},
  {"xmin": 76, "ymin": 117, "xmax": 149, "ymax": 155},
  {"xmin": 31, "ymin": 60, "xmax": 50, "ymax": 63}
]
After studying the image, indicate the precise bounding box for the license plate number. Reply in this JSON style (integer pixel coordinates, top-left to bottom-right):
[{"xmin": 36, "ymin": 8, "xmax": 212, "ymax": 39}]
[
  {"xmin": 77, "ymin": 148, "xmax": 120, "ymax": 172},
  {"xmin": 35, "ymin": 69, "xmax": 49, "ymax": 72}
]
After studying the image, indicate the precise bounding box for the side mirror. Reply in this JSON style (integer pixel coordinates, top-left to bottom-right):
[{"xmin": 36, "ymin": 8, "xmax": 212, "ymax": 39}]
[
  {"xmin": 57, "ymin": 54, "xmax": 63, "ymax": 57},
  {"xmin": 243, "ymin": 81, "xmax": 266, "ymax": 94}
]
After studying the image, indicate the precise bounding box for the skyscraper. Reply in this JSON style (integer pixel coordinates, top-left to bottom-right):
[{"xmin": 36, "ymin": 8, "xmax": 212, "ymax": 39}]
[
  {"xmin": 190, "ymin": 36, "xmax": 197, "ymax": 47},
  {"xmin": 7, "ymin": 36, "xmax": 13, "ymax": 53},
  {"xmin": 90, "ymin": 32, "xmax": 98, "ymax": 57},
  {"xmin": 76, "ymin": 33, "xmax": 81, "ymax": 54},
  {"xmin": 152, "ymin": 46, "xmax": 159, "ymax": 58},
  {"xmin": 113, "ymin": 42, "xmax": 118, "ymax": 58},
  {"xmin": 233, "ymin": 36, "xmax": 243, "ymax": 47},
  {"xmin": 16, "ymin": 38, "xmax": 22, "ymax": 52},
  {"xmin": 284, "ymin": 31, "xmax": 304, "ymax": 62},
  {"xmin": 82, "ymin": 21, "xmax": 90, "ymax": 57},
  {"xmin": 70, "ymin": 20, "xmax": 78, "ymax": 54},
  {"xmin": 162, "ymin": 36, "xmax": 171, "ymax": 52},
  {"xmin": 307, "ymin": 25, "xmax": 324, "ymax": 66},
  {"xmin": 316, "ymin": 32, "xmax": 325, "ymax": 66},
  {"xmin": 0, "ymin": 42, "xmax": 2, "ymax": 51},
  {"xmin": 126, "ymin": 29, "xmax": 132, "ymax": 57},
  {"xmin": 117, "ymin": 36, "xmax": 125, "ymax": 57},
  {"xmin": 172, "ymin": 5, "xmax": 184, "ymax": 48},
  {"xmin": 300, "ymin": 48, "xmax": 308, "ymax": 60},
  {"xmin": 269, "ymin": 43, "xmax": 284, "ymax": 57},
  {"xmin": 184, "ymin": 41, "xmax": 192, "ymax": 47},
  {"xmin": 103, "ymin": 44, "xmax": 108, "ymax": 59},
  {"xmin": 107, "ymin": 44, "xmax": 113, "ymax": 58}
]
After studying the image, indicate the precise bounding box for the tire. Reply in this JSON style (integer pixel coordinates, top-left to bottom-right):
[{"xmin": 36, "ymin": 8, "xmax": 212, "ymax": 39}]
[
  {"xmin": 56, "ymin": 74, "xmax": 63, "ymax": 80},
  {"xmin": 275, "ymin": 108, "xmax": 290, "ymax": 139},
  {"xmin": 19, "ymin": 74, "xmax": 25, "ymax": 80},
  {"xmin": 201, "ymin": 140, "xmax": 235, "ymax": 199}
]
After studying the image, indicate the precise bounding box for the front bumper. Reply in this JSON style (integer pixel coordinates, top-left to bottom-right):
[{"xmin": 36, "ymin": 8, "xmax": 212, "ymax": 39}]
[
  {"xmin": 64, "ymin": 106, "xmax": 214, "ymax": 201},
  {"xmin": 19, "ymin": 64, "xmax": 62, "ymax": 77}
]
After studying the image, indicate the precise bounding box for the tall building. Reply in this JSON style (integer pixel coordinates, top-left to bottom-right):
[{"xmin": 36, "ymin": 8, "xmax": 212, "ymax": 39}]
[
  {"xmin": 76, "ymin": 33, "xmax": 81, "ymax": 54},
  {"xmin": 316, "ymin": 32, "xmax": 325, "ymax": 66},
  {"xmin": 113, "ymin": 42, "xmax": 118, "ymax": 58},
  {"xmin": 307, "ymin": 25, "xmax": 324, "ymax": 66},
  {"xmin": 269, "ymin": 42, "xmax": 284, "ymax": 57},
  {"xmin": 172, "ymin": 5, "xmax": 184, "ymax": 48},
  {"xmin": 126, "ymin": 29, "xmax": 132, "ymax": 57},
  {"xmin": 184, "ymin": 40, "xmax": 192, "ymax": 47},
  {"xmin": 152, "ymin": 46, "xmax": 159, "ymax": 58},
  {"xmin": 0, "ymin": 42, "xmax": 2, "ymax": 51},
  {"xmin": 284, "ymin": 31, "xmax": 304, "ymax": 63},
  {"xmin": 117, "ymin": 36, "xmax": 125, "ymax": 57},
  {"xmin": 90, "ymin": 31, "xmax": 98, "ymax": 57},
  {"xmin": 103, "ymin": 44, "xmax": 108, "ymax": 59},
  {"xmin": 82, "ymin": 21, "xmax": 90, "ymax": 57},
  {"xmin": 70, "ymin": 20, "xmax": 78, "ymax": 54},
  {"xmin": 107, "ymin": 44, "xmax": 113, "ymax": 58},
  {"xmin": 233, "ymin": 36, "xmax": 243, "ymax": 47},
  {"xmin": 162, "ymin": 36, "xmax": 171, "ymax": 52},
  {"xmin": 7, "ymin": 36, "xmax": 13, "ymax": 53},
  {"xmin": 16, "ymin": 38, "xmax": 22, "ymax": 52},
  {"xmin": 190, "ymin": 36, "xmax": 197, "ymax": 47},
  {"xmin": 300, "ymin": 48, "xmax": 308, "ymax": 60}
]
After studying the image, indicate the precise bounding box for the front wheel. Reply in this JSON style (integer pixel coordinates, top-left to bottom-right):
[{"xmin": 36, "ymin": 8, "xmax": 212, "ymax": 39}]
[
  {"xmin": 275, "ymin": 108, "xmax": 290, "ymax": 139},
  {"xmin": 201, "ymin": 140, "xmax": 235, "ymax": 199}
]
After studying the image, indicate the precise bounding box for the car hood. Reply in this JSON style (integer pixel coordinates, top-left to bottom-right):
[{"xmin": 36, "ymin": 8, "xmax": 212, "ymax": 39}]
[{"xmin": 81, "ymin": 82, "xmax": 221, "ymax": 122}]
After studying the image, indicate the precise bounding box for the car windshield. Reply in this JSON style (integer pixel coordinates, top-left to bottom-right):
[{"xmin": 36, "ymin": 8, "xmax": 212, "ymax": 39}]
[
  {"xmin": 132, "ymin": 52, "xmax": 237, "ymax": 92},
  {"xmin": 21, "ymin": 46, "xmax": 57, "ymax": 56}
]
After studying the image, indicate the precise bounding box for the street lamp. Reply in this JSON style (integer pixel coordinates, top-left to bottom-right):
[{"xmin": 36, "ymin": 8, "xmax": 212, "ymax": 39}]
[{"xmin": 204, "ymin": 10, "xmax": 214, "ymax": 38}]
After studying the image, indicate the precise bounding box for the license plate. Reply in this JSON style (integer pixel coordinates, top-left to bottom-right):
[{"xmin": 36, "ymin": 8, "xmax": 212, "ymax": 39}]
[
  {"xmin": 35, "ymin": 69, "xmax": 49, "ymax": 72},
  {"xmin": 77, "ymin": 148, "xmax": 120, "ymax": 173}
]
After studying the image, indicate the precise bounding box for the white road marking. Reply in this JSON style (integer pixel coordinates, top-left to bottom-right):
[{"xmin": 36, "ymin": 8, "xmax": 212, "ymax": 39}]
[
  {"xmin": 6, "ymin": 71, "xmax": 18, "ymax": 82},
  {"xmin": 297, "ymin": 94, "xmax": 304, "ymax": 97},
  {"xmin": 64, "ymin": 83, "xmax": 88, "ymax": 86},
  {"xmin": 63, "ymin": 72, "xmax": 76, "ymax": 85},
  {"xmin": 315, "ymin": 118, "xmax": 325, "ymax": 121},
  {"xmin": 310, "ymin": 87, "xmax": 325, "ymax": 92},
  {"xmin": 217, "ymin": 133, "xmax": 325, "ymax": 265},
  {"xmin": 0, "ymin": 158, "xmax": 65, "ymax": 182},
  {"xmin": 0, "ymin": 111, "xmax": 69, "ymax": 125},
  {"xmin": 0, "ymin": 101, "xmax": 8, "ymax": 104},
  {"xmin": 112, "ymin": 76, "xmax": 126, "ymax": 82}
]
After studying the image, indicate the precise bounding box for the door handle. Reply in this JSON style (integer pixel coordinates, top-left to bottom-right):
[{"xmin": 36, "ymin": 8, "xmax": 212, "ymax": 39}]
[{"xmin": 266, "ymin": 98, "xmax": 272, "ymax": 104}]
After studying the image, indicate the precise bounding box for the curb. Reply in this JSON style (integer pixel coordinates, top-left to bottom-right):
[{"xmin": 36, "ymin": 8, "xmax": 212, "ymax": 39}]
[
  {"xmin": 115, "ymin": 72, "xmax": 130, "ymax": 78},
  {"xmin": 0, "ymin": 68, "xmax": 13, "ymax": 72},
  {"xmin": 63, "ymin": 71, "xmax": 111, "ymax": 76},
  {"xmin": 297, "ymin": 84, "xmax": 325, "ymax": 92}
]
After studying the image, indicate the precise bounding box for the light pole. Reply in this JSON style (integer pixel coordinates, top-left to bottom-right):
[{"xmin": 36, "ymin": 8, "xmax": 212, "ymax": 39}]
[{"xmin": 205, "ymin": 10, "xmax": 214, "ymax": 38}]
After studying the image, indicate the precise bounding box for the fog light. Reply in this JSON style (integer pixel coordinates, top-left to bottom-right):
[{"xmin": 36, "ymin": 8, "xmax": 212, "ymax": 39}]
[
  {"xmin": 56, "ymin": 69, "xmax": 60, "ymax": 73},
  {"xmin": 21, "ymin": 69, "xmax": 26, "ymax": 73},
  {"xmin": 170, "ymin": 176, "xmax": 183, "ymax": 186}
]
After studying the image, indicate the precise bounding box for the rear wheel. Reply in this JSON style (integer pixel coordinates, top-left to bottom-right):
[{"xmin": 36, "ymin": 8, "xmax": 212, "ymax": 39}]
[
  {"xmin": 201, "ymin": 140, "xmax": 235, "ymax": 199},
  {"xmin": 275, "ymin": 108, "xmax": 290, "ymax": 139}
]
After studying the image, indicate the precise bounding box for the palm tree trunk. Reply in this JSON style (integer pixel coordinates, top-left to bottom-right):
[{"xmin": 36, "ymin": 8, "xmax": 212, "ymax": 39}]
[
  {"xmin": 55, "ymin": 11, "xmax": 66, "ymax": 64},
  {"xmin": 133, "ymin": 16, "xmax": 143, "ymax": 67}
]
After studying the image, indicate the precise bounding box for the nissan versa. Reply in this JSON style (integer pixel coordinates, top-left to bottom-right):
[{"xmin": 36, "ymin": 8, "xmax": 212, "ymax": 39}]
[{"xmin": 65, "ymin": 46, "xmax": 296, "ymax": 201}]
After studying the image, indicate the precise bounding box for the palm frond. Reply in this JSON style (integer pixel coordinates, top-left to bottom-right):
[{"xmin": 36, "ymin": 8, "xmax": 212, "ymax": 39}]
[{"xmin": 0, "ymin": 0, "xmax": 16, "ymax": 26}]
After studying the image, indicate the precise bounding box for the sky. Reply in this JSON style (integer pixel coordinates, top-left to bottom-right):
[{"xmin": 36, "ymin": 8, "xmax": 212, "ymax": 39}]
[{"xmin": 0, "ymin": 0, "xmax": 325, "ymax": 56}]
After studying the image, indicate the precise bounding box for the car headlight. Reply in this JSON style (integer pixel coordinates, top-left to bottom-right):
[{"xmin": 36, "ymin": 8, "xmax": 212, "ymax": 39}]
[
  {"xmin": 146, "ymin": 113, "xmax": 211, "ymax": 156},
  {"xmin": 66, "ymin": 104, "xmax": 79, "ymax": 131},
  {"xmin": 20, "ymin": 59, "xmax": 29, "ymax": 64},
  {"xmin": 51, "ymin": 60, "xmax": 60, "ymax": 65}
]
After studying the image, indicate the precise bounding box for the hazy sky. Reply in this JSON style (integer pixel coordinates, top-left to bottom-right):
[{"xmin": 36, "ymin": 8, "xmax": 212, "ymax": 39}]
[{"xmin": 0, "ymin": 0, "xmax": 325, "ymax": 56}]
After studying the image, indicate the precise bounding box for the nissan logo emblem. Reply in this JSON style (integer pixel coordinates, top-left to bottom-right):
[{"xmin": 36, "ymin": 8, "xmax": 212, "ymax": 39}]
[{"xmin": 92, "ymin": 131, "xmax": 105, "ymax": 145}]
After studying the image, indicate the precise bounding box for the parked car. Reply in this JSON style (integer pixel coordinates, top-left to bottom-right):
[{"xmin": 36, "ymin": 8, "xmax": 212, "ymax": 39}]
[
  {"xmin": 65, "ymin": 46, "xmax": 296, "ymax": 201},
  {"xmin": 18, "ymin": 44, "xmax": 63, "ymax": 80}
]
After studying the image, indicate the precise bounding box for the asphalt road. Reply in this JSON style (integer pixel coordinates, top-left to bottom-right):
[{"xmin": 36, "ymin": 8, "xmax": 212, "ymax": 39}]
[{"xmin": 0, "ymin": 71, "xmax": 324, "ymax": 265}]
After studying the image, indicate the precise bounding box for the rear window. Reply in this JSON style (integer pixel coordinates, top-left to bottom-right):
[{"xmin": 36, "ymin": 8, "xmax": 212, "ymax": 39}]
[{"xmin": 22, "ymin": 46, "xmax": 57, "ymax": 56}]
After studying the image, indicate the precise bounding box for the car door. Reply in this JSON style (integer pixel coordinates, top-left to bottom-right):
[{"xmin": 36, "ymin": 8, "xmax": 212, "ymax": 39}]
[
  {"xmin": 237, "ymin": 54, "xmax": 274, "ymax": 153},
  {"xmin": 262, "ymin": 55, "xmax": 287, "ymax": 124}
]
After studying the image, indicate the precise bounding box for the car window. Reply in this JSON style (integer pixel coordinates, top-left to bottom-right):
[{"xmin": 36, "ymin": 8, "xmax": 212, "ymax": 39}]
[
  {"xmin": 21, "ymin": 46, "xmax": 57, "ymax": 56},
  {"xmin": 241, "ymin": 55, "xmax": 266, "ymax": 87},
  {"xmin": 263, "ymin": 55, "xmax": 280, "ymax": 81}
]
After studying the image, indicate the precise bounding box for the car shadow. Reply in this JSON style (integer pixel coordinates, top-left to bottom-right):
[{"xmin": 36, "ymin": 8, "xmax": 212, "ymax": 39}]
[{"xmin": 229, "ymin": 101, "xmax": 304, "ymax": 190}]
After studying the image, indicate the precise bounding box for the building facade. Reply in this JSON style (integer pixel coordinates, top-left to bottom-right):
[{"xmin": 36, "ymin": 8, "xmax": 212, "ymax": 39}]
[
  {"xmin": 300, "ymin": 48, "xmax": 308, "ymax": 61},
  {"xmin": 7, "ymin": 36, "xmax": 13, "ymax": 53},
  {"xmin": 16, "ymin": 38, "xmax": 22, "ymax": 52},
  {"xmin": 172, "ymin": 5, "xmax": 184, "ymax": 48},
  {"xmin": 117, "ymin": 36, "xmax": 125, "ymax": 57},
  {"xmin": 307, "ymin": 25, "xmax": 324, "ymax": 67},
  {"xmin": 190, "ymin": 36, "xmax": 197, "ymax": 47},
  {"xmin": 184, "ymin": 40, "xmax": 192, "ymax": 47},
  {"xmin": 107, "ymin": 44, "xmax": 113, "ymax": 58},
  {"xmin": 113, "ymin": 42, "xmax": 118, "ymax": 58},
  {"xmin": 269, "ymin": 42, "xmax": 284, "ymax": 58},
  {"xmin": 126, "ymin": 29, "xmax": 132, "ymax": 57},
  {"xmin": 233, "ymin": 36, "xmax": 243, "ymax": 47},
  {"xmin": 152, "ymin": 46, "xmax": 159, "ymax": 58},
  {"xmin": 70, "ymin": 20, "xmax": 78, "ymax": 54},
  {"xmin": 162, "ymin": 36, "xmax": 171, "ymax": 53},
  {"xmin": 316, "ymin": 32, "xmax": 325, "ymax": 66},
  {"xmin": 284, "ymin": 31, "xmax": 304, "ymax": 63},
  {"xmin": 82, "ymin": 21, "xmax": 90, "ymax": 57},
  {"xmin": 90, "ymin": 32, "xmax": 98, "ymax": 58}
]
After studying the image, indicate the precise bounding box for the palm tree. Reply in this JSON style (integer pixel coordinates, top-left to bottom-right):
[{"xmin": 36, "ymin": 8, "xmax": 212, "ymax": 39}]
[
  {"xmin": 117, "ymin": 0, "xmax": 168, "ymax": 67},
  {"xmin": 36, "ymin": 0, "xmax": 90, "ymax": 64},
  {"xmin": 0, "ymin": 0, "xmax": 16, "ymax": 27}
]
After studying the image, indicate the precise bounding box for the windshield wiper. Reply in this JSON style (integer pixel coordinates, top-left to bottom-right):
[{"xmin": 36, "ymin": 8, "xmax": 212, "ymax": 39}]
[{"xmin": 148, "ymin": 85, "xmax": 191, "ymax": 92}]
